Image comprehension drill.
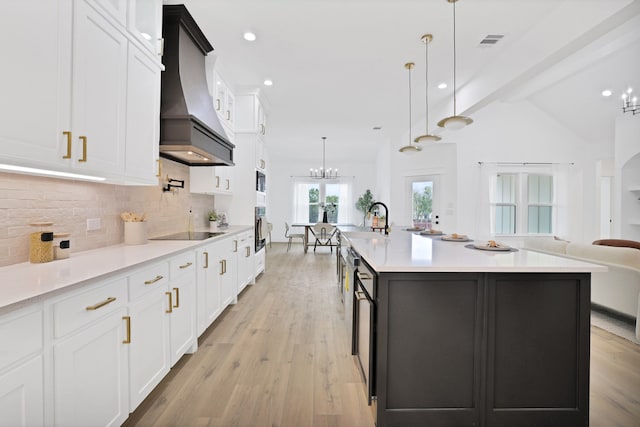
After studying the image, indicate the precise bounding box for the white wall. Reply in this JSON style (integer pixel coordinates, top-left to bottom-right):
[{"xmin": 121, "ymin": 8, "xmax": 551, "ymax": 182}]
[{"xmin": 614, "ymin": 116, "xmax": 640, "ymax": 240}]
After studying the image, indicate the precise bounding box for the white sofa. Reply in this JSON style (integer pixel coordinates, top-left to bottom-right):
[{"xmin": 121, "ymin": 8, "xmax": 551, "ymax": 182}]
[{"xmin": 523, "ymin": 238, "xmax": 640, "ymax": 340}]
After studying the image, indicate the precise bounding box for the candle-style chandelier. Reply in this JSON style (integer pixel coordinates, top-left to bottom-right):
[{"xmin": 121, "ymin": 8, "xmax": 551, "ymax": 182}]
[
  {"xmin": 622, "ymin": 88, "xmax": 639, "ymax": 115},
  {"xmin": 310, "ymin": 137, "xmax": 338, "ymax": 179}
]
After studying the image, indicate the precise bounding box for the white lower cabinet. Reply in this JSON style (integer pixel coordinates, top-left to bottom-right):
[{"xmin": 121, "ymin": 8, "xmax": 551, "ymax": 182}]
[
  {"xmin": 0, "ymin": 305, "xmax": 44, "ymax": 427},
  {"xmin": 196, "ymin": 238, "xmax": 236, "ymax": 336},
  {"xmin": 168, "ymin": 252, "xmax": 197, "ymax": 365},
  {"xmin": 237, "ymin": 232, "xmax": 255, "ymax": 293},
  {"xmin": 51, "ymin": 277, "xmax": 129, "ymax": 427}
]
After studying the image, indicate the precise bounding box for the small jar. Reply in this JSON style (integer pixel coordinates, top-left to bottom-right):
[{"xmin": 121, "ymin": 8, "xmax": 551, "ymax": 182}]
[
  {"xmin": 53, "ymin": 232, "xmax": 71, "ymax": 260},
  {"xmin": 29, "ymin": 222, "xmax": 54, "ymax": 263}
]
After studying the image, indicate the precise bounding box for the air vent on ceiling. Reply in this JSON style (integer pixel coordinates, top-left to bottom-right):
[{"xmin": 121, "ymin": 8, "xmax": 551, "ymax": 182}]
[{"xmin": 478, "ymin": 34, "xmax": 504, "ymax": 47}]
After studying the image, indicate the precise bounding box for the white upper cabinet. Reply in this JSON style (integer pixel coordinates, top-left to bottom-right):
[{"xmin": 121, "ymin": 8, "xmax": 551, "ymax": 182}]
[
  {"xmin": 213, "ymin": 71, "xmax": 235, "ymax": 138},
  {"xmin": 0, "ymin": 1, "xmax": 72, "ymax": 170},
  {"xmin": 235, "ymin": 93, "xmax": 267, "ymax": 139},
  {"xmin": 128, "ymin": 0, "xmax": 163, "ymax": 57},
  {"xmin": 0, "ymin": 0, "xmax": 162, "ymax": 184}
]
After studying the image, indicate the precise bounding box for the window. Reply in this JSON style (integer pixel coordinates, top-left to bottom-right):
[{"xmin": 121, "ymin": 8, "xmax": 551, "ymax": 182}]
[
  {"xmin": 491, "ymin": 173, "xmax": 554, "ymax": 235},
  {"xmin": 293, "ymin": 179, "xmax": 352, "ymax": 224},
  {"xmin": 412, "ymin": 180, "xmax": 434, "ymax": 228}
]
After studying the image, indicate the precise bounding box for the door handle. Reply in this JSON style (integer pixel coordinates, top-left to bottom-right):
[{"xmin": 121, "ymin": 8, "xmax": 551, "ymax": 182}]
[
  {"xmin": 173, "ymin": 287, "xmax": 180, "ymax": 308},
  {"xmin": 204, "ymin": 252, "xmax": 209, "ymax": 269},
  {"xmin": 85, "ymin": 297, "xmax": 116, "ymax": 311},
  {"xmin": 62, "ymin": 131, "xmax": 72, "ymax": 159},
  {"xmin": 122, "ymin": 316, "xmax": 131, "ymax": 344},
  {"xmin": 78, "ymin": 136, "xmax": 87, "ymax": 162},
  {"xmin": 166, "ymin": 292, "xmax": 173, "ymax": 313}
]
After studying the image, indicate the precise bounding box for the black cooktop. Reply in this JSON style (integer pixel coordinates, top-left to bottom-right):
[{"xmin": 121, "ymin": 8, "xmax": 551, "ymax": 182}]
[{"xmin": 150, "ymin": 231, "xmax": 225, "ymax": 241}]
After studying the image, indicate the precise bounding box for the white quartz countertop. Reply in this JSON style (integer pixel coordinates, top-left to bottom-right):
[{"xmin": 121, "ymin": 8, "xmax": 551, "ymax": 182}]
[
  {"xmin": 345, "ymin": 229, "xmax": 608, "ymax": 273},
  {"xmin": 0, "ymin": 226, "xmax": 252, "ymax": 314}
]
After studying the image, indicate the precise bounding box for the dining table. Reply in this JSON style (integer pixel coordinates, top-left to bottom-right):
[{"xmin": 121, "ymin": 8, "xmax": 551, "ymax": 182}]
[{"xmin": 291, "ymin": 222, "xmax": 344, "ymax": 253}]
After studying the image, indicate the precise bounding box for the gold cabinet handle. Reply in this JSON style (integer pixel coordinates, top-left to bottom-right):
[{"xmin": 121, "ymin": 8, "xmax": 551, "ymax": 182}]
[
  {"xmin": 216, "ymin": 176, "xmax": 220, "ymax": 188},
  {"xmin": 355, "ymin": 291, "xmax": 367, "ymax": 301},
  {"xmin": 158, "ymin": 37, "xmax": 164, "ymax": 56},
  {"xmin": 85, "ymin": 297, "xmax": 116, "ymax": 311},
  {"xmin": 78, "ymin": 136, "xmax": 87, "ymax": 162},
  {"xmin": 233, "ymin": 240, "xmax": 238, "ymax": 252},
  {"xmin": 122, "ymin": 316, "xmax": 131, "ymax": 344},
  {"xmin": 166, "ymin": 291, "xmax": 173, "ymax": 313},
  {"xmin": 216, "ymin": 99, "xmax": 221, "ymax": 111},
  {"xmin": 245, "ymin": 246, "xmax": 250, "ymax": 257},
  {"xmin": 226, "ymin": 179, "xmax": 230, "ymax": 190},
  {"xmin": 179, "ymin": 262, "xmax": 193, "ymax": 269},
  {"xmin": 62, "ymin": 131, "xmax": 72, "ymax": 159},
  {"xmin": 226, "ymin": 110, "xmax": 231, "ymax": 120},
  {"xmin": 223, "ymin": 259, "xmax": 227, "ymax": 274},
  {"xmin": 260, "ymin": 124, "xmax": 266, "ymax": 135},
  {"xmin": 219, "ymin": 260, "xmax": 224, "ymax": 276},
  {"xmin": 204, "ymin": 251, "xmax": 209, "ymax": 269},
  {"xmin": 144, "ymin": 275, "xmax": 163, "ymax": 285},
  {"xmin": 173, "ymin": 287, "xmax": 180, "ymax": 308},
  {"xmin": 156, "ymin": 159, "xmax": 162, "ymax": 177},
  {"xmin": 357, "ymin": 272, "xmax": 371, "ymax": 280}
]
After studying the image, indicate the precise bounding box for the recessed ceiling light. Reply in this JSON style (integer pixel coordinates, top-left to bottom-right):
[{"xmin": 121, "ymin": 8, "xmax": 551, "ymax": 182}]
[
  {"xmin": 243, "ymin": 32, "xmax": 256, "ymax": 41},
  {"xmin": 264, "ymin": 79, "xmax": 273, "ymax": 86},
  {"xmin": 438, "ymin": 83, "xmax": 447, "ymax": 89},
  {"xmin": 601, "ymin": 89, "xmax": 612, "ymax": 97}
]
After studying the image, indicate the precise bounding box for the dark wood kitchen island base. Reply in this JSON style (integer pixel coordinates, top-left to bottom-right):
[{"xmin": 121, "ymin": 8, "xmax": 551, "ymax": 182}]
[{"xmin": 374, "ymin": 272, "xmax": 590, "ymax": 427}]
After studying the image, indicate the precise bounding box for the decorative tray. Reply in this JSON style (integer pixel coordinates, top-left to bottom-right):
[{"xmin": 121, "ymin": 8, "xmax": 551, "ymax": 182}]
[{"xmin": 441, "ymin": 234, "xmax": 471, "ymax": 242}]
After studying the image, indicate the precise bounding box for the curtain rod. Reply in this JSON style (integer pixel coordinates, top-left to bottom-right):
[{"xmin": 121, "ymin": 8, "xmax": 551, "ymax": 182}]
[{"xmin": 477, "ymin": 161, "xmax": 574, "ymax": 166}]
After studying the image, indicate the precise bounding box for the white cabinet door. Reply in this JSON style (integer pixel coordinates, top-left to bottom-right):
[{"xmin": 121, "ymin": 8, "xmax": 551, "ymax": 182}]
[
  {"xmin": 124, "ymin": 44, "xmax": 161, "ymax": 184},
  {"xmin": 128, "ymin": 0, "xmax": 163, "ymax": 56},
  {"xmin": 0, "ymin": 1, "xmax": 72, "ymax": 171},
  {"xmin": 54, "ymin": 308, "xmax": 129, "ymax": 427},
  {"xmin": 71, "ymin": 0, "xmax": 128, "ymax": 176},
  {"xmin": 190, "ymin": 166, "xmax": 234, "ymax": 195},
  {"xmin": 237, "ymin": 233, "xmax": 254, "ymax": 293},
  {"xmin": 168, "ymin": 254, "xmax": 197, "ymax": 366},
  {"xmin": 128, "ymin": 287, "xmax": 170, "ymax": 410},
  {"xmin": 197, "ymin": 244, "xmax": 222, "ymax": 334},
  {"xmin": 91, "ymin": 0, "xmax": 127, "ymax": 26},
  {"xmin": 219, "ymin": 238, "xmax": 236, "ymax": 308},
  {"xmin": 0, "ymin": 356, "xmax": 44, "ymax": 427}
]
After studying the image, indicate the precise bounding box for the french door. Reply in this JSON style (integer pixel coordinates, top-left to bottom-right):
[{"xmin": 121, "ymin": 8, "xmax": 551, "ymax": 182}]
[{"xmin": 406, "ymin": 175, "xmax": 440, "ymax": 229}]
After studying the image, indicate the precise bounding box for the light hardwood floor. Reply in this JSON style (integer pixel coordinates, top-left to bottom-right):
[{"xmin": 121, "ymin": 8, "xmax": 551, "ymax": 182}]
[{"xmin": 125, "ymin": 243, "xmax": 640, "ymax": 427}]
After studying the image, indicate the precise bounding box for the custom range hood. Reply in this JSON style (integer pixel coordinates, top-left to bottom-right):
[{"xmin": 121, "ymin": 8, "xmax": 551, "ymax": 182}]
[{"xmin": 160, "ymin": 5, "xmax": 234, "ymax": 166}]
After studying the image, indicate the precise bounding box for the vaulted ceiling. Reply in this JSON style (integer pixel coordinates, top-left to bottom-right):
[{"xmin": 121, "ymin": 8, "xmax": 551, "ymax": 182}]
[{"xmin": 171, "ymin": 0, "xmax": 640, "ymax": 160}]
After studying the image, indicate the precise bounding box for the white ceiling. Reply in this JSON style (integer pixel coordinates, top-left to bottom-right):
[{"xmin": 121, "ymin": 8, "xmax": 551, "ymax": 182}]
[{"xmin": 169, "ymin": 0, "xmax": 640, "ymax": 161}]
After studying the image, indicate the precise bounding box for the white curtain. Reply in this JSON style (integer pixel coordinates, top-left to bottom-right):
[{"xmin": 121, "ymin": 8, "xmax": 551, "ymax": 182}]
[
  {"xmin": 292, "ymin": 178, "xmax": 312, "ymax": 223},
  {"xmin": 552, "ymin": 163, "xmax": 571, "ymax": 238},
  {"xmin": 337, "ymin": 178, "xmax": 353, "ymax": 224}
]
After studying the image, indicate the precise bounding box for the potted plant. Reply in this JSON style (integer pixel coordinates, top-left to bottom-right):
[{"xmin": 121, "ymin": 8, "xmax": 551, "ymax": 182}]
[
  {"xmin": 355, "ymin": 189, "xmax": 376, "ymax": 227},
  {"xmin": 208, "ymin": 211, "xmax": 219, "ymax": 231}
]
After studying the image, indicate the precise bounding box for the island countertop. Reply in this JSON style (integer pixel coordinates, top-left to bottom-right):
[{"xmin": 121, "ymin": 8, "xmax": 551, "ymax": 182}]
[{"xmin": 344, "ymin": 229, "xmax": 607, "ymax": 273}]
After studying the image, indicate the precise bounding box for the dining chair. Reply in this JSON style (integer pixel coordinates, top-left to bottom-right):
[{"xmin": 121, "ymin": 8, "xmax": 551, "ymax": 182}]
[
  {"xmin": 313, "ymin": 222, "xmax": 336, "ymax": 253},
  {"xmin": 284, "ymin": 222, "xmax": 305, "ymax": 252}
]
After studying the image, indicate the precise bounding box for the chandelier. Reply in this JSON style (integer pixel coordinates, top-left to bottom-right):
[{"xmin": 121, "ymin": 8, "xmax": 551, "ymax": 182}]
[
  {"xmin": 622, "ymin": 88, "xmax": 639, "ymax": 115},
  {"xmin": 310, "ymin": 137, "xmax": 338, "ymax": 179},
  {"xmin": 437, "ymin": 0, "xmax": 473, "ymax": 130}
]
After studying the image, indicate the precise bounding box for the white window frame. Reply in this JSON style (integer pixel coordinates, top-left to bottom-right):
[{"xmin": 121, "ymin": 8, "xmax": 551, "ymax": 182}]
[
  {"xmin": 292, "ymin": 178, "xmax": 353, "ymax": 224},
  {"xmin": 491, "ymin": 171, "xmax": 556, "ymax": 236}
]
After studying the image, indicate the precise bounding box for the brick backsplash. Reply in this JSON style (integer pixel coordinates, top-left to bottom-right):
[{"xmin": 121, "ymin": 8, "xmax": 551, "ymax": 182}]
[{"xmin": 0, "ymin": 159, "xmax": 215, "ymax": 267}]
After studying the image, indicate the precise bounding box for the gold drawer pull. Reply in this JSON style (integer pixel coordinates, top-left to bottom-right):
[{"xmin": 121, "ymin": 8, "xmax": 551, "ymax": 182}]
[
  {"xmin": 156, "ymin": 159, "xmax": 161, "ymax": 177},
  {"xmin": 179, "ymin": 262, "xmax": 193, "ymax": 269},
  {"xmin": 85, "ymin": 297, "xmax": 116, "ymax": 311},
  {"xmin": 216, "ymin": 99, "xmax": 221, "ymax": 111},
  {"xmin": 78, "ymin": 136, "xmax": 87, "ymax": 162},
  {"xmin": 219, "ymin": 260, "xmax": 224, "ymax": 275},
  {"xmin": 122, "ymin": 316, "xmax": 131, "ymax": 344},
  {"xmin": 245, "ymin": 247, "xmax": 250, "ymax": 257},
  {"xmin": 216, "ymin": 176, "xmax": 220, "ymax": 188},
  {"xmin": 233, "ymin": 240, "xmax": 238, "ymax": 252},
  {"xmin": 62, "ymin": 131, "xmax": 72, "ymax": 159},
  {"xmin": 204, "ymin": 251, "xmax": 209, "ymax": 269},
  {"xmin": 355, "ymin": 291, "xmax": 367, "ymax": 301},
  {"xmin": 173, "ymin": 287, "xmax": 180, "ymax": 308},
  {"xmin": 166, "ymin": 292, "xmax": 173, "ymax": 313},
  {"xmin": 144, "ymin": 275, "xmax": 164, "ymax": 285},
  {"xmin": 223, "ymin": 259, "xmax": 227, "ymax": 274}
]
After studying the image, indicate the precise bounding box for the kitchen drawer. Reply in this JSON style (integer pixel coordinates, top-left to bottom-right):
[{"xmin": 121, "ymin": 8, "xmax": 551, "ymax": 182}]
[
  {"xmin": 129, "ymin": 261, "xmax": 170, "ymax": 300},
  {"xmin": 255, "ymin": 250, "xmax": 265, "ymax": 274},
  {"xmin": 169, "ymin": 251, "xmax": 196, "ymax": 280},
  {"xmin": 52, "ymin": 277, "xmax": 128, "ymax": 338},
  {"xmin": 0, "ymin": 305, "xmax": 43, "ymax": 371}
]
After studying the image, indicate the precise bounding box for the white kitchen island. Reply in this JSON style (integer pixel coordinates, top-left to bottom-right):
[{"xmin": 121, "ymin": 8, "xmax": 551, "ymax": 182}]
[{"xmin": 344, "ymin": 229, "xmax": 605, "ymax": 427}]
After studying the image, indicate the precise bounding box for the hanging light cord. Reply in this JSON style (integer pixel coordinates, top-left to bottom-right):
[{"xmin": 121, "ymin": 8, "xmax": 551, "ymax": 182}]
[
  {"xmin": 425, "ymin": 38, "xmax": 430, "ymax": 131},
  {"xmin": 408, "ymin": 64, "xmax": 413, "ymax": 144},
  {"xmin": 321, "ymin": 137, "xmax": 326, "ymax": 177},
  {"xmin": 452, "ymin": 0, "xmax": 457, "ymax": 116}
]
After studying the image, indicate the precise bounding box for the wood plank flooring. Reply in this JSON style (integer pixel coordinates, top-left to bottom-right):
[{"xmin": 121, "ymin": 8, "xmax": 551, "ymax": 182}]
[{"xmin": 124, "ymin": 243, "xmax": 640, "ymax": 427}]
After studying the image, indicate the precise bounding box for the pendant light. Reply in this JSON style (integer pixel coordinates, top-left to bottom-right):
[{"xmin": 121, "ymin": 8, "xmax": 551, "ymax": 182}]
[
  {"xmin": 399, "ymin": 62, "xmax": 422, "ymax": 153},
  {"xmin": 437, "ymin": 0, "xmax": 473, "ymax": 130},
  {"xmin": 414, "ymin": 34, "xmax": 441, "ymax": 143},
  {"xmin": 309, "ymin": 137, "xmax": 338, "ymax": 179}
]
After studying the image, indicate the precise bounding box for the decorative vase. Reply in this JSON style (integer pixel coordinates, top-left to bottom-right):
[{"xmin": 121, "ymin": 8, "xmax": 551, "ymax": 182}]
[
  {"xmin": 124, "ymin": 221, "xmax": 147, "ymax": 245},
  {"xmin": 322, "ymin": 211, "xmax": 328, "ymax": 223},
  {"xmin": 209, "ymin": 220, "xmax": 218, "ymax": 231}
]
